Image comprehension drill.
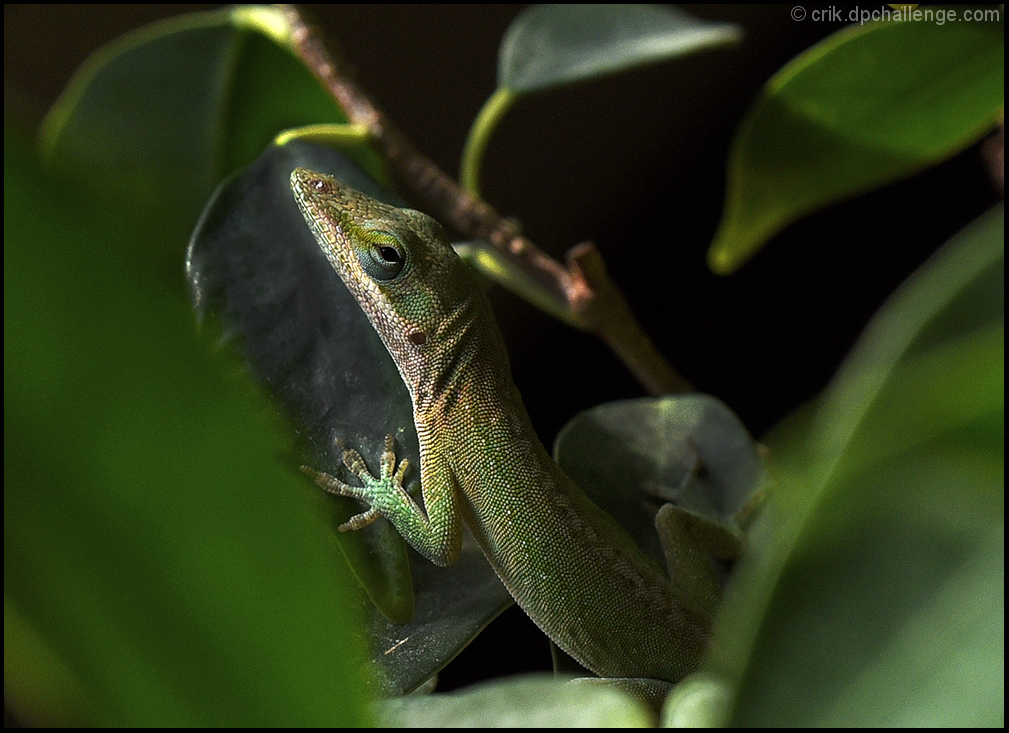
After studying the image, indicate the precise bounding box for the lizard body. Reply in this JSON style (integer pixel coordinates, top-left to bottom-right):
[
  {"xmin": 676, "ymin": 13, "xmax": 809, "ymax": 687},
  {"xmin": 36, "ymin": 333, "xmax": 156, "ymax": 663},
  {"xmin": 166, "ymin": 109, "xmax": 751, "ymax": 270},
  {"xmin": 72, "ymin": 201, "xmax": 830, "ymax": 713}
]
[{"xmin": 290, "ymin": 168, "xmax": 711, "ymax": 685}]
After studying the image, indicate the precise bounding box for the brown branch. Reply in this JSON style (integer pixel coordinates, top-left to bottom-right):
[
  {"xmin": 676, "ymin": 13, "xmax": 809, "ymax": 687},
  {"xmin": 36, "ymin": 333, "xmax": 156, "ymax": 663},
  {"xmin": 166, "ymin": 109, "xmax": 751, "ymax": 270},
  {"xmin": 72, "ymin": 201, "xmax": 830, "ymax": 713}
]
[
  {"xmin": 567, "ymin": 243, "xmax": 693, "ymax": 394},
  {"xmin": 281, "ymin": 4, "xmax": 691, "ymax": 395},
  {"xmin": 981, "ymin": 114, "xmax": 1004, "ymax": 198}
]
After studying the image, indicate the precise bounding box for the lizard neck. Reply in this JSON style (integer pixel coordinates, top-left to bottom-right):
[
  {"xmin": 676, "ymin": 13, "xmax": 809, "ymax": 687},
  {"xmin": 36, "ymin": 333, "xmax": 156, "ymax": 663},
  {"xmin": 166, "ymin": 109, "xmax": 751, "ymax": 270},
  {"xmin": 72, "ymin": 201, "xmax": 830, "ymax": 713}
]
[
  {"xmin": 411, "ymin": 301, "xmax": 562, "ymax": 514},
  {"xmin": 403, "ymin": 291, "xmax": 557, "ymax": 489},
  {"xmin": 397, "ymin": 289, "xmax": 517, "ymax": 422}
]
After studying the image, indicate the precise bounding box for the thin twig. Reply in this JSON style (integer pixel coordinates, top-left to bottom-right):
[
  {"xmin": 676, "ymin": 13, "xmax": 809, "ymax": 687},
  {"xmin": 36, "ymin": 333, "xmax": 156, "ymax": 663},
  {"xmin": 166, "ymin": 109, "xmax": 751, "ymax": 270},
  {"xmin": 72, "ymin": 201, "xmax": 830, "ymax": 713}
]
[
  {"xmin": 281, "ymin": 4, "xmax": 692, "ymax": 395},
  {"xmin": 981, "ymin": 114, "xmax": 1004, "ymax": 198},
  {"xmin": 567, "ymin": 243, "xmax": 693, "ymax": 394}
]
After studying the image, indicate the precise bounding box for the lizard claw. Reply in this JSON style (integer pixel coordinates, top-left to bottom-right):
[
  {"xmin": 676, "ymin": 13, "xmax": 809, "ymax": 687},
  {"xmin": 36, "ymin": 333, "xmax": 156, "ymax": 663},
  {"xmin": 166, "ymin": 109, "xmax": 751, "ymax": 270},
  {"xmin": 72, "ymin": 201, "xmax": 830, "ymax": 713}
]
[
  {"xmin": 339, "ymin": 445, "xmax": 370, "ymax": 477},
  {"xmin": 301, "ymin": 464, "xmax": 355, "ymax": 497},
  {"xmin": 339, "ymin": 506, "xmax": 382, "ymax": 532}
]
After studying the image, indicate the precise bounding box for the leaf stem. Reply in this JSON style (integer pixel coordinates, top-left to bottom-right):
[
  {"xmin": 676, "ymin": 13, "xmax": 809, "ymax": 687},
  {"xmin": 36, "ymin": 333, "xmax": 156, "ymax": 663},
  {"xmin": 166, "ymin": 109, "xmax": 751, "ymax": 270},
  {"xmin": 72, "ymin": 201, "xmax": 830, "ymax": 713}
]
[{"xmin": 460, "ymin": 87, "xmax": 518, "ymax": 197}]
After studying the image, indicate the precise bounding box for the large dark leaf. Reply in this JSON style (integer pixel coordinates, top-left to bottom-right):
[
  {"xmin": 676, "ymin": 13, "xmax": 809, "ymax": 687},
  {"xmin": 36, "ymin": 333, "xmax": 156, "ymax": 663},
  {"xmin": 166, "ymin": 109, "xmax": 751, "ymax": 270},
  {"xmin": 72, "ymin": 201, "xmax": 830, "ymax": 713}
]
[{"xmin": 187, "ymin": 139, "xmax": 511, "ymax": 693}]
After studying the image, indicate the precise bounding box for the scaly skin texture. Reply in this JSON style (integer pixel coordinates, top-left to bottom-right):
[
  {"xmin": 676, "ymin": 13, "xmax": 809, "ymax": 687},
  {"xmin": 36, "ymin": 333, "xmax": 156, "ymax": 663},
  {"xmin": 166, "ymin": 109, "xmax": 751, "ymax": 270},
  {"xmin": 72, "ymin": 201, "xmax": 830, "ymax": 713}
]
[{"xmin": 290, "ymin": 167, "xmax": 711, "ymax": 684}]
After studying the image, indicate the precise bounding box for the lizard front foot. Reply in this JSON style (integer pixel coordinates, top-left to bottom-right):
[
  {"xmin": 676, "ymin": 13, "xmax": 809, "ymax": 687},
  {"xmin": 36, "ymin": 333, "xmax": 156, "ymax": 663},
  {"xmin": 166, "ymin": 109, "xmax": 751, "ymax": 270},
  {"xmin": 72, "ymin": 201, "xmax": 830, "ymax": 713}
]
[{"xmin": 301, "ymin": 434, "xmax": 411, "ymax": 531}]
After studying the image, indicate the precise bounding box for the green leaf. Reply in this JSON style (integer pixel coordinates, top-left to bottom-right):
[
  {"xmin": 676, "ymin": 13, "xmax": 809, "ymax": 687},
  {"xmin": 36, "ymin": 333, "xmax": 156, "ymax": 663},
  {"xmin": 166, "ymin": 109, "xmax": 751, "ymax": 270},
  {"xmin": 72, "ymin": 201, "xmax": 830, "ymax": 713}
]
[
  {"xmin": 710, "ymin": 17, "xmax": 1004, "ymax": 273},
  {"xmin": 554, "ymin": 394, "xmax": 763, "ymax": 623},
  {"xmin": 461, "ymin": 4, "xmax": 740, "ymax": 194},
  {"xmin": 454, "ymin": 240, "xmax": 577, "ymax": 327},
  {"xmin": 498, "ymin": 4, "xmax": 741, "ymax": 93},
  {"xmin": 367, "ymin": 536, "xmax": 513, "ymax": 696},
  {"xmin": 376, "ymin": 674, "xmax": 653, "ymax": 727},
  {"xmin": 4, "ymin": 599, "xmax": 89, "ymax": 727},
  {"xmin": 39, "ymin": 6, "xmax": 377, "ymax": 227},
  {"xmin": 661, "ymin": 672, "xmax": 733, "ymax": 727},
  {"xmin": 555, "ymin": 394, "xmax": 763, "ymax": 567},
  {"xmin": 709, "ymin": 204, "xmax": 1004, "ymax": 725},
  {"xmin": 5, "ymin": 125, "xmax": 370, "ymax": 724}
]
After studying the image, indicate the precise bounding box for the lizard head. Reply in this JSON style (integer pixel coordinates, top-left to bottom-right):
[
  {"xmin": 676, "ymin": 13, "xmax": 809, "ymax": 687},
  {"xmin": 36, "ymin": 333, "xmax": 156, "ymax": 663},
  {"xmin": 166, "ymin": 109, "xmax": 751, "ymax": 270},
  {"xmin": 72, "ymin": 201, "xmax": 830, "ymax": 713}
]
[{"xmin": 290, "ymin": 167, "xmax": 485, "ymax": 392}]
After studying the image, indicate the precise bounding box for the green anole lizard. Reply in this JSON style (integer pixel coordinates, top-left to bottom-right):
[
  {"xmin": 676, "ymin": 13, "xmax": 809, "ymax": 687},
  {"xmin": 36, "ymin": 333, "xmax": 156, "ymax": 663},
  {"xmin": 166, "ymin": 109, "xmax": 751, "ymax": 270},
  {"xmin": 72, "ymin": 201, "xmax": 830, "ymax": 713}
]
[{"xmin": 290, "ymin": 167, "xmax": 712, "ymax": 693}]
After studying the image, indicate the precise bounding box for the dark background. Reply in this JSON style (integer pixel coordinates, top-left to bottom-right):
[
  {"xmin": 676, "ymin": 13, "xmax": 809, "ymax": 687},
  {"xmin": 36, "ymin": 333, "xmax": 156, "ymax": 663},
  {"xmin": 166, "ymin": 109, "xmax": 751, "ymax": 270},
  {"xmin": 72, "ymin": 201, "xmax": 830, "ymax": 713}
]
[{"xmin": 5, "ymin": 4, "xmax": 1000, "ymax": 690}]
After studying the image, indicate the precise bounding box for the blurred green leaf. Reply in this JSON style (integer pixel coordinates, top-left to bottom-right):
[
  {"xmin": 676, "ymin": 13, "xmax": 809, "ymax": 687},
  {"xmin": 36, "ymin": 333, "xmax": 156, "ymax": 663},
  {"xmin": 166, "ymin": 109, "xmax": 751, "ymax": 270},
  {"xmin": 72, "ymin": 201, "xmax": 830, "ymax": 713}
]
[
  {"xmin": 461, "ymin": 4, "xmax": 740, "ymax": 195},
  {"xmin": 376, "ymin": 674, "xmax": 653, "ymax": 727},
  {"xmin": 39, "ymin": 6, "xmax": 380, "ymax": 229},
  {"xmin": 5, "ymin": 123, "xmax": 370, "ymax": 724},
  {"xmin": 709, "ymin": 17, "xmax": 1004, "ymax": 273},
  {"xmin": 709, "ymin": 204, "xmax": 1003, "ymax": 725},
  {"xmin": 661, "ymin": 671, "xmax": 733, "ymax": 727},
  {"xmin": 4, "ymin": 599, "xmax": 89, "ymax": 727}
]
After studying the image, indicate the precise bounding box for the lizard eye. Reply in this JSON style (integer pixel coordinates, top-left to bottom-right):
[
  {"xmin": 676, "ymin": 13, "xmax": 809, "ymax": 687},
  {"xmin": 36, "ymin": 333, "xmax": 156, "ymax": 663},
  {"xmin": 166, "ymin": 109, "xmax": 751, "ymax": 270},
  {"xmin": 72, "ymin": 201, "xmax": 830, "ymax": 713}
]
[
  {"xmin": 377, "ymin": 245, "xmax": 403, "ymax": 264},
  {"xmin": 359, "ymin": 233, "xmax": 407, "ymax": 281}
]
